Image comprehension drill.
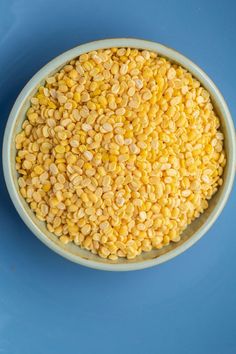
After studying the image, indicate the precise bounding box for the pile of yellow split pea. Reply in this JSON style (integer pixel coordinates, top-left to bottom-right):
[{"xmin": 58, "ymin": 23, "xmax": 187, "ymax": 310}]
[{"xmin": 15, "ymin": 47, "xmax": 226, "ymax": 260}]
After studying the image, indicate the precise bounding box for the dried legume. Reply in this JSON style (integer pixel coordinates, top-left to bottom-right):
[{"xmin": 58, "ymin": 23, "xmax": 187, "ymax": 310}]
[{"xmin": 15, "ymin": 48, "xmax": 226, "ymax": 260}]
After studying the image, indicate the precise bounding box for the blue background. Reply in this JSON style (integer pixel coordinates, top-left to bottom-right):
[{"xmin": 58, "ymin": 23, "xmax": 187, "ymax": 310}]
[{"xmin": 0, "ymin": 0, "xmax": 235, "ymax": 353}]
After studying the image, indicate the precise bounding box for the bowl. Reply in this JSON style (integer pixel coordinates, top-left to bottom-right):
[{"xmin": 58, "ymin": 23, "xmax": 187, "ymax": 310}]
[{"xmin": 2, "ymin": 38, "xmax": 236, "ymax": 271}]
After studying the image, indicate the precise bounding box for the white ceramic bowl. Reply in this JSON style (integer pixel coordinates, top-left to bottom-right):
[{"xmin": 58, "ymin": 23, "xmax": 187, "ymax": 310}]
[{"xmin": 3, "ymin": 38, "xmax": 236, "ymax": 271}]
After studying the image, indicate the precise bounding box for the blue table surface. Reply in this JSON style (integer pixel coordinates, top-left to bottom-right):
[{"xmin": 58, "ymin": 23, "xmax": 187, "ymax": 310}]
[{"xmin": 0, "ymin": 0, "xmax": 235, "ymax": 353}]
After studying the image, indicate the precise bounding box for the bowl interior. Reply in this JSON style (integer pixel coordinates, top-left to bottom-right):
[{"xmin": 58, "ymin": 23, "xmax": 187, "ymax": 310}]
[{"xmin": 6, "ymin": 39, "xmax": 235, "ymax": 269}]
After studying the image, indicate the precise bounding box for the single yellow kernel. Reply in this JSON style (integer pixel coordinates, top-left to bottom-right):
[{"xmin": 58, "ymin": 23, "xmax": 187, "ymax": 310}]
[
  {"xmin": 34, "ymin": 165, "xmax": 44, "ymax": 175},
  {"xmin": 73, "ymin": 92, "xmax": 81, "ymax": 102},
  {"xmin": 55, "ymin": 145, "xmax": 66, "ymax": 154},
  {"xmin": 60, "ymin": 236, "xmax": 70, "ymax": 244},
  {"xmin": 163, "ymin": 236, "xmax": 170, "ymax": 245},
  {"xmin": 84, "ymin": 162, "xmax": 92, "ymax": 170}
]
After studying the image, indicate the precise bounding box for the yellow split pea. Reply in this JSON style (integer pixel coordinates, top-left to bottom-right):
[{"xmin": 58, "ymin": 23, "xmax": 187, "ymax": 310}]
[{"xmin": 15, "ymin": 47, "xmax": 226, "ymax": 260}]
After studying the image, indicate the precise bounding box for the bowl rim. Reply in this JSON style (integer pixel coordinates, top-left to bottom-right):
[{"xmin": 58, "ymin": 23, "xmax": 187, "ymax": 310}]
[{"xmin": 2, "ymin": 38, "xmax": 236, "ymax": 271}]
